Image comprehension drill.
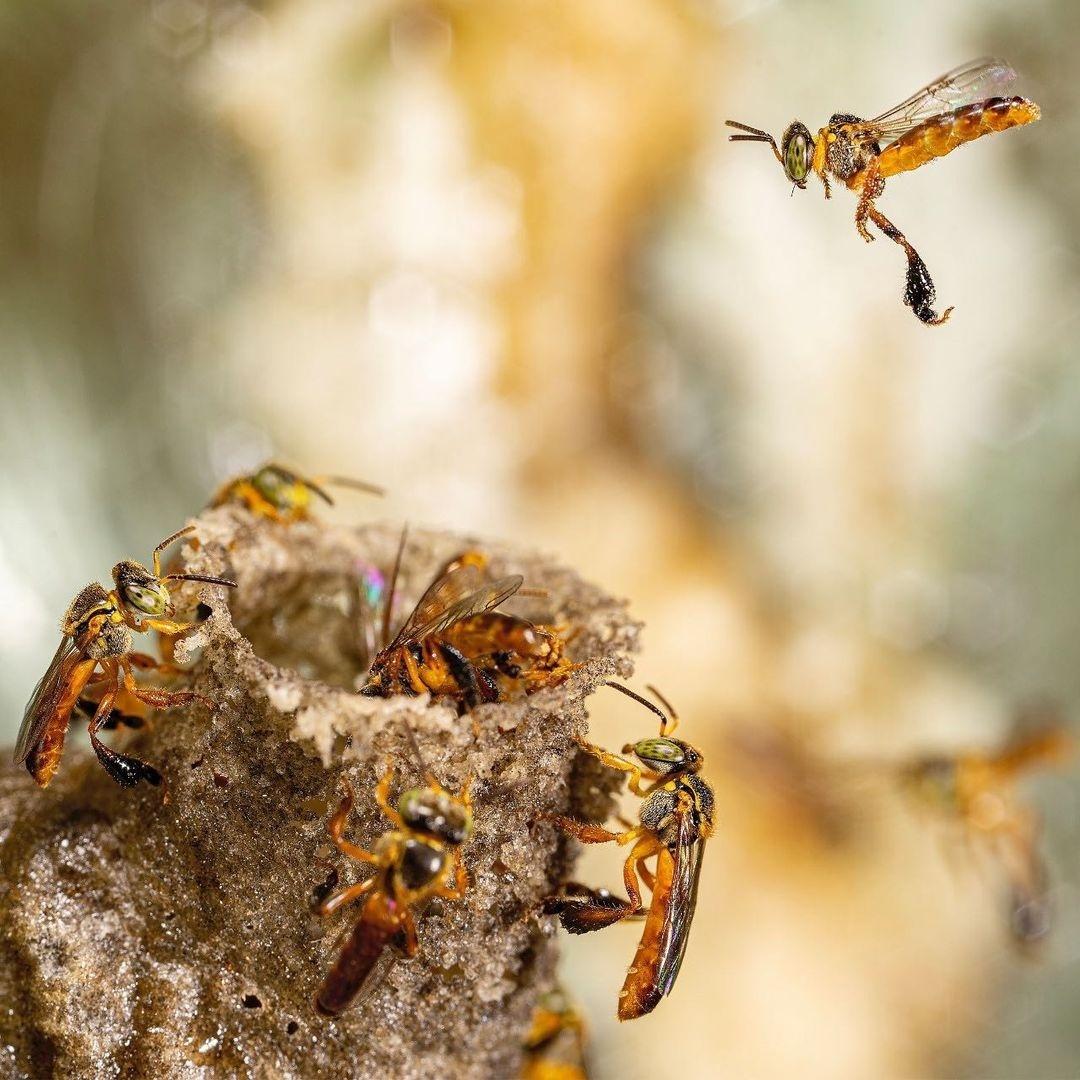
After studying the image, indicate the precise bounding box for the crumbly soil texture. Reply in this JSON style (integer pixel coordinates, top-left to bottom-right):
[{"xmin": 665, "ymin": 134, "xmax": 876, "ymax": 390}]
[{"xmin": 0, "ymin": 508, "xmax": 638, "ymax": 1079}]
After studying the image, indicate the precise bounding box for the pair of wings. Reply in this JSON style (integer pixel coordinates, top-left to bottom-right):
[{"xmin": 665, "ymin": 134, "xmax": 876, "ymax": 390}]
[
  {"xmin": 857, "ymin": 57, "xmax": 1020, "ymax": 143},
  {"xmin": 384, "ymin": 562, "xmax": 524, "ymax": 651},
  {"xmin": 13, "ymin": 634, "xmax": 85, "ymax": 764},
  {"xmin": 654, "ymin": 810, "xmax": 706, "ymax": 1000}
]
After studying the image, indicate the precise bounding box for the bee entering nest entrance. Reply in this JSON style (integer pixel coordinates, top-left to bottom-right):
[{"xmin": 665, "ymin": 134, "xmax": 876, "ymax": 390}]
[{"xmin": 0, "ymin": 504, "xmax": 640, "ymax": 1078}]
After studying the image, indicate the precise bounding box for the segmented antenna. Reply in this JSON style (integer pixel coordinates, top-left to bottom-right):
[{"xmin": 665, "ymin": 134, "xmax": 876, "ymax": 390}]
[
  {"xmin": 603, "ymin": 681, "xmax": 669, "ymax": 727},
  {"xmin": 381, "ymin": 524, "xmax": 409, "ymax": 648}
]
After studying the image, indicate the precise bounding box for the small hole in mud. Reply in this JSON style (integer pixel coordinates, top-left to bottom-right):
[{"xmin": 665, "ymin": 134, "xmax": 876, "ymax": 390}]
[
  {"xmin": 233, "ymin": 568, "xmax": 382, "ymax": 690},
  {"xmin": 242, "ymin": 994, "xmax": 262, "ymax": 1009},
  {"xmin": 286, "ymin": 1021, "xmax": 299, "ymax": 1035},
  {"xmin": 213, "ymin": 772, "xmax": 230, "ymax": 788}
]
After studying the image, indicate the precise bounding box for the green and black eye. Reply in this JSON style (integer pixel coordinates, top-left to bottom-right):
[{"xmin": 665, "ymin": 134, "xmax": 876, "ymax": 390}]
[
  {"xmin": 398, "ymin": 787, "xmax": 471, "ymax": 844},
  {"xmin": 124, "ymin": 582, "xmax": 169, "ymax": 617},
  {"xmin": 631, "ymin": 738, "xmax": 689, "ymax": 774},
  {"xmin": 780, "ymin": 121, "xmax": 813, "ymax": 185},
  {"xmin": 252, "ymin": 466, "xmax": 291, "ymax": 507}
]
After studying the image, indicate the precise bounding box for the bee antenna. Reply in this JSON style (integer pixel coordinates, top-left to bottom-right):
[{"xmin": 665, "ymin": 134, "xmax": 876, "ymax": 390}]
[
  {"xmin": 644, "ymin": 684, "xmax": 678, "ymax": 724},
  {"xmin": 603, "ymin": 681, "xmax": 669, "ymax": 728},
  {"xmin": 382, "ymin": 524, "xmax": 408, "ymax": 648},
  {"xmin": 400, "ymin": 717, "xmax": 438, "ymax": 787},
  {"xmin": 321, "ymin": 475, "xmax": 385, "ymax": 498},
  {"xmin": 164, "ymin": 572, "xmax": 238, "ymax": 589}
]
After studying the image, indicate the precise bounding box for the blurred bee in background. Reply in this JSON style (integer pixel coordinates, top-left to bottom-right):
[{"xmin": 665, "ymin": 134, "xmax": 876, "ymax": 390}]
[
  {"xmin": 313, "ymin": 723, "xmax": 473, "ymax": 1017},
  {"xmin": 14, "ymin": 526, "xmax": 236, "ymax": 790},
  {"xmin": 520, "ymin": 988, "xmax": 589, "ymax": 1080},
  {"xmin": 541, "ymin": 683, "xmax": 713, "ymax": 1020},
  {"xmin": 211, "ymin": 462, "xmax": 383, "ymax": 523},
  {"xmin": 727, "ymin": 58, "xmax": 1040, "ymax": 324},
  {"xmin": 900, "ymin": 718, "xmax": 1072, "ymax": 949},
  {"xmin": 361, "ymin": 533, "xmax": 574, "ymax": 713}
]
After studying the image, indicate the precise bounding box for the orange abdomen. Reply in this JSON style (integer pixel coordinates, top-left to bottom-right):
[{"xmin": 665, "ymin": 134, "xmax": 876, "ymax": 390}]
[
  {"xmin": 618, "ymin": 848, "xmax": 675, "ymax": 1021},
  {"xmin": 27, "ymin": 658, "xmax": 97, "ymax": 788},
  {"xmin": 875, "ymin": 96, "xmax": 1040, "ymax": 179}
]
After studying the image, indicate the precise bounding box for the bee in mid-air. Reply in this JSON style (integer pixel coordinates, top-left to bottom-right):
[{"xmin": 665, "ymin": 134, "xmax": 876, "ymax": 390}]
[
  {"xmin": 313, "ymin": 726, "xmax": 473, "ymax": 1017},
  {"xmin": 541, "ymin": 683, "xmax": 713, "ymax": 1020},
  {"xmin": 361, "ymin": 537, "xmax": 574, "ymax": 712},
  {"xmin": 211, "ymin": 462, "xmax": 383, "ymax": 523},
  {"xmin": 15, "ymin": 526, "xmax": 236, "ymax": 789},
  {"xmin": 727, "ymin": 58, "xmax": 1041, "ymax": 324},
  {"xmin": 901, "ymin": 722, "xmax": 1072, "ymax": 948},
  {"xmin": 520, "ymin": 989, "xmax": 589, "ymax": 1080}
]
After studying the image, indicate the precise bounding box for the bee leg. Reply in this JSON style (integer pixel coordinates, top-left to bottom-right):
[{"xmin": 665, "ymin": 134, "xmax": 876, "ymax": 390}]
[
  {"xmin": 436, "ymin": 641, "xmax": 487, "ymax": 711},
  {"xmin": 318, "ymin": 877, "xmax": 376, "ymax": 917},
  {"xmin": 329, "ymin": 779, "xmax": 383, "ymax": 863},
  {"xmin": 390, "ymin": 908, "xmax": 420, "ymax": 959},
  {"xmin": 435, "ymin": 855, "xmax": 469, "ymax": 901},
  {"xmin": 128, "ymin": 652, "xmax": 183, "ymax": 677},
  {"xmin": 88, "ymin": 669, "xmax": 163, "ymax": 789},
  {"xmin": 865, "ymin": 205, "xmax": 953, "ymax": 325},
  {"xmin": 541, "ymin": 882, "xmax": 638, "ymax": 934},
  {"xmin": 620, "ymin": 835, "xmax": 660, "ymax": 912},
  {"xmin": 854, "ymin": 168, "xmax": 885, "ymax": 242},
  {"xmin": 541, "ymin": 815, "xmax": 641, "ymax": 846},
  {"xmin": 575, "ymin": 739, "xmax": 653, "ymax": 797},
  {"xmin": 373, "ymin": 762, "xmax": 406, "ymax": 829}
]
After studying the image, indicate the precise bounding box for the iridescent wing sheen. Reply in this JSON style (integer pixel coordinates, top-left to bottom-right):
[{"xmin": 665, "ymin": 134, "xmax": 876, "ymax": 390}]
[
  {"xmin": 654, "ymin": 809, "xmax": 705, "ymax": 1000},
  {"xmin": 858, "ymin": 57, "xmax": 1019, "ymax": 143},
  {"xmin": 388, "ymin": 563, "xmax": 523, "ymax": 648},
  {"xmin": 13, "ymin": 635, "xmax": 82, "ymax": 764}
]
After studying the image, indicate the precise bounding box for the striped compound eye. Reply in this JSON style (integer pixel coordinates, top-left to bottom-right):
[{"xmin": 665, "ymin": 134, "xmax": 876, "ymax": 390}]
[
  {"xmin": 781, "ymin": 121, "xmax": 813, "ymax": 185},
  {"xmin": 632, "ymin": 738, "xmax": 685, "ymax": 768}
]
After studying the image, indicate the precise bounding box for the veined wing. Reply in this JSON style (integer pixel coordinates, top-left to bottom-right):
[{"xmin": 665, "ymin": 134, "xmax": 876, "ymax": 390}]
[
  {"xmin": 863, "ymin": 57, "xmax": 1019, "ymax": 143},
  {"xmin": 654, "ymin": 808, "xmax": 705, "ymax": 1000},
  {"xmin": 14, "ymin": 635, "xmax": 83, "ymax": 764},
  {"xmin": 389, "ymin": 564, "xmax": 523, "ymax": 648}
]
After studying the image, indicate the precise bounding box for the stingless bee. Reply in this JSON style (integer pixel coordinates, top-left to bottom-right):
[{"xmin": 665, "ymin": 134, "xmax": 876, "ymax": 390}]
[
  {"xmin": 727, "ymin": 58, "xmax": 1040, "ymax": 324},
  {"xmin": 313, "ymin": 724, "xmax": 473, "ymax": 1017},
  {"xmin": 360, "ymin": 534, "xmax": 574, "ymax": 712},
  {"xmin": 541, "ymin": 683, "xmax": 713, "ymax": 1020},
  {"xmin": 520, "ymin": 988, "xmax": 589, "ymax": 1080},
  {"xmin": 15, "ymin": 526, "xmax": 236, "ymax": 789},
  {"xmin": 211, "ymin": 462, "xmax": 383, "ymax": 523},
  {"xmin": 901, "ymin": 722, "xmax": 1072, "ymax": 949}
]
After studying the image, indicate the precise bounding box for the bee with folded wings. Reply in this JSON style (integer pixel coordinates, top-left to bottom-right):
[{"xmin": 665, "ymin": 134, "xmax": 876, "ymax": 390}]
[
  {"xmin": 15, "ymin": 526, "xmax": 235, "ymax": 789},
  {"xmin": 542, "ymin": 683, "xmax": 713, "ymax": 1020},
  {"xmin": 727, "ymin": 58, "xmax": 1041, "ymax": 324},
  {"xmin": 361, "ymin": 541, "xmax": 574, "ymax": 712}
]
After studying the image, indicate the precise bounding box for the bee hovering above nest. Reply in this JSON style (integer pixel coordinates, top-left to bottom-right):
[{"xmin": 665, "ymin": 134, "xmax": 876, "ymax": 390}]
[
  {"xmin": 360, "ymin": 533, "xmax": 576, "ymax": 714},
  {"xmin": 15, "ymin": 526, "xmax": 236, "ymax": 790},
  {"xmin": 900, "ymin": 719, "xmax": 1072, "ymax": 950},
  {"xmin": 211, "ymin": 462, "xmax": 383, "ymax": 523},
  {"xmin": 727, "ymin": 58, "xmax": 1041, "ymax": 324}
]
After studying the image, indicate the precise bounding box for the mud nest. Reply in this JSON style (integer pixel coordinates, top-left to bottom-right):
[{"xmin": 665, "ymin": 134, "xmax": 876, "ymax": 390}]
[{"xmin": 0, "ymin": 507, "xmax": 639, "ymax": 1079}]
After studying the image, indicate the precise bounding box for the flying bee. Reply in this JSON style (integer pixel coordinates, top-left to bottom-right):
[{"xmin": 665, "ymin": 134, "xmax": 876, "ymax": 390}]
[
  {"xmin": 901, "ymin": 722, "xmax": 1072, "ymax": 948},
  {"xmin": 727, "ymin": 58, "xmax": 1041, "ymax": 324},
  {"xmin": 313, "ymin": 724, "xmax": 473, "ymax": 1017},
  {"xmin": 360, "ymin": 533, "xmax": 574, "ymax": 712},
  {"xmin": 15, "ymin": 526, "xmax": 236, "ymax": 790},
  {"xmin": 210, "ymin": 462, "xmax": 383, "ymax": 523},
  {"xmin": 520, "ymin": 989, "xmax": 589, "ymax": 1080},
  {"xmin": 541, "ymin": 683, "xmax": 714, "ymax": 1020}
]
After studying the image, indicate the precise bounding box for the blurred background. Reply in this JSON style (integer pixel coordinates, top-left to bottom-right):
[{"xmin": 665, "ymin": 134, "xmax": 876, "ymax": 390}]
[{"xmin": 2, "ymin": 1, "xmax": 1078, "ymax": 1076}]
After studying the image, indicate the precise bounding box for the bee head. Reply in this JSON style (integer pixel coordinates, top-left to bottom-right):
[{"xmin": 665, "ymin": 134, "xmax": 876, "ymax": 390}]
[
  {"xmin": 113, "ymin": 561, "xmax": 172, "ymax": 618},
  {"xmin": 626, "ymin": 736, "xmax": 702, "ymax": 776},
  {"xmin": 398, "ymin": 786, "xmax": 472, "ymax": 844},
  {"xmin": 780, "ymin": 121, "xmax": 814, "ymax": 187}
]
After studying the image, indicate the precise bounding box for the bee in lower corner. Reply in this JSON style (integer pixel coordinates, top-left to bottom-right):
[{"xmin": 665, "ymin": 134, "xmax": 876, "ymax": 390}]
[
  {"xmin": 15, "ymin": 526, "xmax": 236, "ymax": 789},
  {"xmin": 210, "ymin": 462, "xmax": 383, "ymax": 523},
  {"xmin": 541, "ymin": 682, "xmax": 713, "ymax": 1020},
  {"xmin": 727, "ymin": 58, "xmax": 1040, "ymax": 325},
  {"xmin": 520, "ymin": 988, "xmax": 589, "ymax": 1080},
  {"xmin": 313, "ymin": 723, "xmax": 473, "ymax": 1017}
]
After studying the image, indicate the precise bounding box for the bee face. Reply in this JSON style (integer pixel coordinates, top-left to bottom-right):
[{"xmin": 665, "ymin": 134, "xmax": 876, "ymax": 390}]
[
  {"xmin": 398, "ymin": 787, "xmax": 472, "ymax": 844},
  {"xmin": 252, "ymin": 466, "xmax": 308, "ymax": 512},
  {"xmin": 780, "ymin": 121, "xmax": 814, "ymax": 187},
  {"xmin": 112, "ymin": 562, "xmax": 172, "ymax": 618},
  {"xmin": 631, "ymin": 737, "xmax": 701, "ymax": 775}
]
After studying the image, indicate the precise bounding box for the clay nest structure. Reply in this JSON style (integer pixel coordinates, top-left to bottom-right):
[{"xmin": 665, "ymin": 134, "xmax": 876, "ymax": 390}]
[{"xmin": 0, "ymin": 506, "xmax": 639, "ymax": 1079}]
